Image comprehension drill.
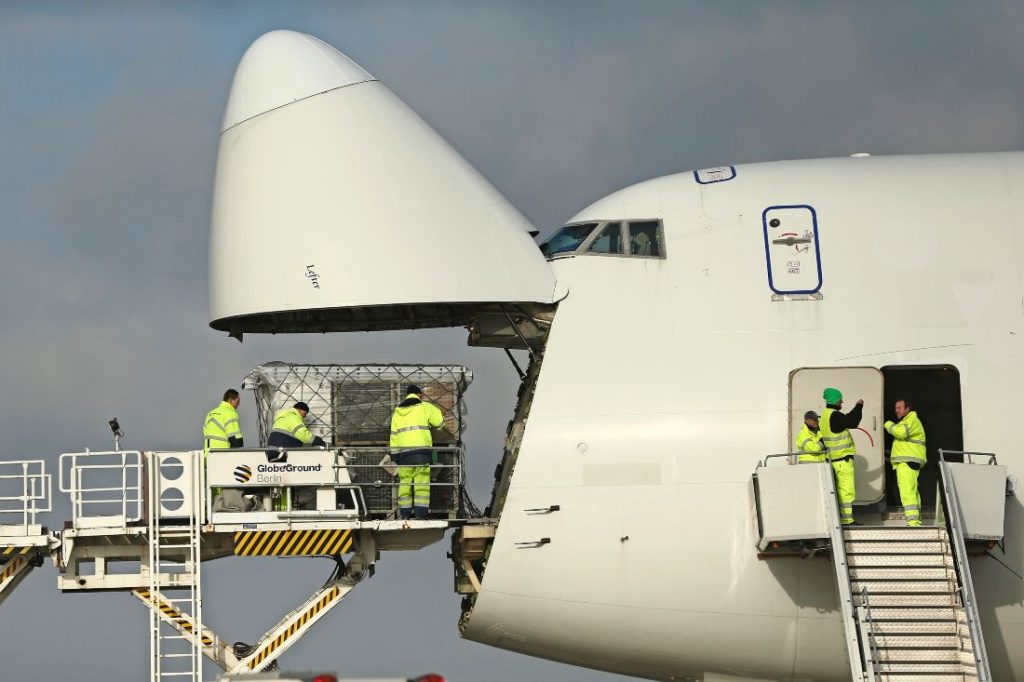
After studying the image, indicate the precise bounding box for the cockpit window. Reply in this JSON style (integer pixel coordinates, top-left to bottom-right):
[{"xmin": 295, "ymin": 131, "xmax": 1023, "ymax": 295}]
[
  {"xmin": 629, "ymin": 221, "xmax": 662, "ymax": 257},
  {"xmin": 539, "ymin": 223, "xmax": 598, "ymax": 257},
  {"xmin": 586, "ymin": 222, "xmax": 624, "ymax": 254}
]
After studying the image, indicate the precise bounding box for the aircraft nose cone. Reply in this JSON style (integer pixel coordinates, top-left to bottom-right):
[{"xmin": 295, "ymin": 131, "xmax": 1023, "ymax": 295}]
[{"xmin": 221, "ymin": 29, "xmax": 376, "ymax": 131}]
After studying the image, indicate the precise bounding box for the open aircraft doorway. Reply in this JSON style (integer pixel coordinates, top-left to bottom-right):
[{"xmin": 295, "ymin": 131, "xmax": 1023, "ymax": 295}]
[{"xmin": 881, "ymin": 364, "xmax": 964, "ymax": 515}]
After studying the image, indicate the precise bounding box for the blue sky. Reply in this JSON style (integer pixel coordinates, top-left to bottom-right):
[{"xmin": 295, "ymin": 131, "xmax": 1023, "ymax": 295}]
[{"xmin": 2, "ymin": 1, "xmax": 1024, "ymax": 680}]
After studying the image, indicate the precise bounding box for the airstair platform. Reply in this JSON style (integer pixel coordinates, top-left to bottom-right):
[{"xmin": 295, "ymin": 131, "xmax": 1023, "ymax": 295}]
[{"xmin": 752, "ymin": 451, "xmax": 1011, "ymax": 682}]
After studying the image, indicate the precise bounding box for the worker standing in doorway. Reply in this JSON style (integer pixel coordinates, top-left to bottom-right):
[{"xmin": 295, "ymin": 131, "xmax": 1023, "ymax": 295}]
[
  {"xmin": 821, "ymin": 387, "xmax": 864, "ymax": 525},
  {"xmin": 795, "ymin": 410, "xmax": 827, "ymax": 463},
  {"xmin": 203, "ymin": 389, "xmax": 244, "ymax": 457},
  {"xmin": 390, "ymin": 385, "xmax": 445, "ymax": 520},
  {"xmin": 885, "ymin": 399, "xmax": 927, "ymax": 527}
]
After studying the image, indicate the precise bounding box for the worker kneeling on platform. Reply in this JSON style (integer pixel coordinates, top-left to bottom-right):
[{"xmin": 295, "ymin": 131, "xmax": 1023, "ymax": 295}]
[
  {"xmin": 390, "ymin": 384, "xmax": 444, "ymax": 520},
  {"xmin": 266, "ymin": 402, "xmax": 326, "ymax": 462},
  {"xmin": 885, "ymin": 398, "xmax": 926, "ymax": 527},
  {"xmin": 821, "ymin": 387, "xmax": 864, "ymax": 525},
  {"xmin": 796, "ymin": 410, "xmax": 827, "ymax": 463}
]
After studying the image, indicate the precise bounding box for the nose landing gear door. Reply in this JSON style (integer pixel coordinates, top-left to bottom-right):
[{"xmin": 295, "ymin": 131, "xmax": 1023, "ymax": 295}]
[{"xmin": 790, "ymin": 367, "xmax": 885, "ymax": 505}]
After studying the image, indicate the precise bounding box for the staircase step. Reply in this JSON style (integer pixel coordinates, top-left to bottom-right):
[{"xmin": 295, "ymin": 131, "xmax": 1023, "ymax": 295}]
[
  {"xmin": 855, "ymin": 593, "xmax": 960, "ymax": 608},
  {"xmin": 876, "ymin": 671, "xmax": 978, "ymax": 675},
  {"xmin": 848, "ymin": 553, "xmax": 953, "ymax": 568},
  {"xmin": 844, "ymin": 527, "xmax": 948, "ymax": 542},
  {"xmin": 852, "ymin": 579, "xmax": 956, "ymax": 594},
  {"xmin": 850, "ymin": 567, "xmax": 955, "ymax": 581},
  {"xmin": 846, "ymin": 541, "xmax": 946, "ymax": 554},
  {"xmin": 876, "ymin": 662, "xmax": 973, "ymax": 673},
  {"xmin": 870, "ymin": 620, "xmax": 961, "ymax": 635},
  {"xmin": 869, "ymin": 607, "xmax": 960, "ymax": 621},
  {"xmin": 870, "ymin": 633, "xmax": 963, "ymax": 649},
  {"xmin": 874, "ymin": 648, "xmax": 964, "ymax": 662}
]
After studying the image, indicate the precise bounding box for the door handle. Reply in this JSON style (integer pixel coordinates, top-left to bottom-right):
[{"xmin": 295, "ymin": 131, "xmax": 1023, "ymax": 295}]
[
  {"xmin": 524, "ymin": 505, "xmax": 560, "ymax": 514},
  {"xmin": 515, "ymin": 538, "xmax": 551, "ymax": 548},
  {"xmin": 873, "ymin": 417, "xmax": 877, "ymax": 431}
]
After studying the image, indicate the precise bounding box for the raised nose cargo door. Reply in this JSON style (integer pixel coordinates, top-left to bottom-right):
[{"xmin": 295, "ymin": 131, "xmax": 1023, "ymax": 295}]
[
  {"xmin": 209, "ymin": 31, "xmax": 557, "ymax": 336},
  {"xmin": 789, "ymin": 366, "xmax": 885, "ymax": 504}
]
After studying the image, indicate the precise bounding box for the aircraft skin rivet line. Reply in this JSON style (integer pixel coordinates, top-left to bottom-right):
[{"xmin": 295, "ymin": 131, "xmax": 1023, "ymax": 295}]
[
  {"xmin": 248, "ymin": 586, "xmax": 341, "ymax": 670},
  {"xmin": 233, "ymin": 529, "xmax": 354, "ymax": 556},
  {"xmin": 0, "ymin": 556, "xmax": 25, "ymax": 582},
  {"xmin": 1, "ymin": 546, "xmax": 30, "ymax": 556},
  {"xmin": 135, "ymin": 589, "xmax": 214, "ymax": 646}
]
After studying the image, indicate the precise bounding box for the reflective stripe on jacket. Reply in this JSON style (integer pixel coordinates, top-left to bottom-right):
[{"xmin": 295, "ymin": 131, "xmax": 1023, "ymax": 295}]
[
  {"xmin": 820, "ymin": 406, "xmax": 857, "ymax": 461},
  {"xmin": 271, "ymin": 408, "xmax": 314, "ymax": 445},
  {"xmin": 795, "ymin": 424, "xmax": 827, "ymax": 463},
  {"xmin": 390, "ymin": 394, "xmax": 444, "ymax": 450},
  {"xmin": 203, "ymin": 401, "xmax": 242, "ymax": 454},
  {"xmin": 885, "ymin": 410, "xmax": 926, "ymax": 465}
]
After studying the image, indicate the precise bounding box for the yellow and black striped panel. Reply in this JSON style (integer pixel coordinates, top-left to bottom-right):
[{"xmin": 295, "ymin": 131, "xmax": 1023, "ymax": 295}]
[
  {"xmin": 1, "ymin": 546, "xmax": 31, "ymax": 556},
  {"xmin": 0, "ymin": 556, "xmax": 26, "ymax": 583},
  {"xmin": 248, "ymin": 586, "xmax": 340, "ymax": 670},
  {"xmin": 135, "ymin": 589, "xmax": 214, "ymax": 646},
  {"xmin": 233, "ymin": 529, "xmax": 354, "ymax": 557}
]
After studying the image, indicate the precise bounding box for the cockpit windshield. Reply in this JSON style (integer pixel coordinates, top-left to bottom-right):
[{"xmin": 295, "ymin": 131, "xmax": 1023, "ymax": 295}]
[{"xmin": 538, "ymin": 223, "xmax": 598, "ymax": 258}]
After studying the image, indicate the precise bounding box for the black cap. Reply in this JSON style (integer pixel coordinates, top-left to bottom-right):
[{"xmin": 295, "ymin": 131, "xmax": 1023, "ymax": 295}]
[
  {"xmin": 804, "ymin": 410, "xmax": 820, "ymax": 420},
  {"xmin": 294, "ymin": 401, "xmax": 310, "ymax": 412},
  {"xmin": 405, "ymin": 384, "xmax": 422, "ymax": 395}
]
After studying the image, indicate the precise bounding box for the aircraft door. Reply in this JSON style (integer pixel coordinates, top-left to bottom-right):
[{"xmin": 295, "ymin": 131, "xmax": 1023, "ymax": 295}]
[{"xmin": 790, "ymin": 367, "xmax": 884, "ymax": 504}]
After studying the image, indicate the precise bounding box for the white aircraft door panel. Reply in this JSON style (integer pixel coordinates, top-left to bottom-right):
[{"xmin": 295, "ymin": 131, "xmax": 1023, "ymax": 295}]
[
  {"xmin": 790, "ymin": 367, "xmax": 884, "ymax": 504},
  {"xmin": 763, "ymin": 205, "xmax": 822, "ymax": 295}
]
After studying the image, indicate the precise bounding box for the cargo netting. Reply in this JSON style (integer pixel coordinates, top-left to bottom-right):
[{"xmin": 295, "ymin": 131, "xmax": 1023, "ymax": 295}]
[
  {"xmin": 243, "ymin": 363, "xmax": 472, "ymax": 446},
  {"xmin": 242, "ymin": 363, "xmax": 481, "ymax": 518}
]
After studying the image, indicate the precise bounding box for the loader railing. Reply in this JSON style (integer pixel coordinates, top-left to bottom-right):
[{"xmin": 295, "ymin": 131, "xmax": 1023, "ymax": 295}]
[{"xmin": 0, "ymin": 459, "xmax": 52, "ymax": 533}]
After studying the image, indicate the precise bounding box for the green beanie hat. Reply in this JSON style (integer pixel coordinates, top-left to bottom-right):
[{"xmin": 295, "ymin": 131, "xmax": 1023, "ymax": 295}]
[{"xmin": 823, "ymin": 387, "xmax": 843, "ymax": 404}]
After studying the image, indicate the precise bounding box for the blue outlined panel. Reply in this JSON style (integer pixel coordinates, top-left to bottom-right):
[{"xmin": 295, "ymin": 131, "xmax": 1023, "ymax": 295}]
[
  {"xmin": 693, "ymin": 166, "xmax": 736, "ymax": 184},
  {"xmin": 762, "ymin": 205, "xmax": 822, "ymax": 295}
]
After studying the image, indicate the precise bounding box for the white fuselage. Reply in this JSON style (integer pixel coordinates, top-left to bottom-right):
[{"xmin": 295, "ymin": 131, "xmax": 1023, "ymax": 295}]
[{"xmin": 462, "ymin": 153, "xmax": 1024, "ymax": 681}]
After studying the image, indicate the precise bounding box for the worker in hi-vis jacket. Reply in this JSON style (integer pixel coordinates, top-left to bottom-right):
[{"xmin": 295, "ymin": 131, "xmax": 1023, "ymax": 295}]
[
  {"xmin": 203, "ymin": 389, "xmax": 244, "ymax": 458},
  {"xmin": 266, "ymin": 401, "xmax": 325, "ymax": 462},
  {"xmin": 795, "ymin": 410, "xmax": 827, "ymax": 463},
  {"xmin": 885, "ymin": 399, "xmax": 927, "ymax": 527},
  {"xmin": 820, "ymin": 387, "xmax": 864, "ymax": 525},
  {"xmin": 389, "ymin": 385, "xmax": 445, "ymax": 520}
]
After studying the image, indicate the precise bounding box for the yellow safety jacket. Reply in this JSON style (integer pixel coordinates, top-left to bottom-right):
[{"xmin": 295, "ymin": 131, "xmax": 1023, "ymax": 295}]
[
  {"xmin": 390, "ymin": 394, "xmax": 444, "ymax": 451},
  {"xmin": 271, "ymin": 408, "xmax": 314, "ymax": 445},
  {"xmin": 795, "ymin": 424, "xmax": 827, "ymax": 463},
  {"xmin": 820, "ymin": 407, "xmax": 856, "ymax": 461},
  {"xmin": 203, "ymin": 401, "xmax": 242, "ymax": 456},
  {"xmin": 885, "ymin": 410, "xmax": 926, "ymax": 465}
]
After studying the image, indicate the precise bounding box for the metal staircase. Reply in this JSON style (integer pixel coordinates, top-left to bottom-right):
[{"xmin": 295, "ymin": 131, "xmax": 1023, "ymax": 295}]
[
  {"xmin": 147, "ymin": 452, "xmax": 204, "ymax": 682},
  {"xmin": 823, "ymin": 458, "xmax": 993, "ymax": 682},
  {"xmin": 845, "ymin": 526, "xmax": 980, "ymax": 681}
]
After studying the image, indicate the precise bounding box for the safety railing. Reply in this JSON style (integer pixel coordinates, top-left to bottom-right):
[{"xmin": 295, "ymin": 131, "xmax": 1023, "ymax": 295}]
[
  {"xmin": 59, "ymin": 450, "xmax": 143, "ymax": 529},
  {"xmin": 342, "ymin": 446, "xmax": 465, "ymax": 518},
  {"xmin": 936, "ymin": 449, "xmax": 994, "ymax": 681},
  {"xmin": 856, "ymin": 586, "xmax": 880, "ymax": 681},
  {"xmin": 0, "ymin": 459, "xmax": 52, "ymax": 534},
  {"xmin": 206, "ymin": 446, "xmax": 466, "ymax": 519}
]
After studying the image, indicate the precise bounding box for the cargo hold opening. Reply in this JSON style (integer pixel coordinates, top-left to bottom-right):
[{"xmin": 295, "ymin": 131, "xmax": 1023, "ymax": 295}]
[{"xmin": 881, "ymin": 364, "xmax": 963, "ymax": 516}]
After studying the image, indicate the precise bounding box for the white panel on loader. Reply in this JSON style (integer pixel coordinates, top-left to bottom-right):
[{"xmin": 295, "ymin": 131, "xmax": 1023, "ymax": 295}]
[
  {"xmin": 210, "ymin": 31, "xmax": 556, "ymax": 335},
  {"xmin": 790, "ymin": 367, "xmax": 884, "ymax": 504}
]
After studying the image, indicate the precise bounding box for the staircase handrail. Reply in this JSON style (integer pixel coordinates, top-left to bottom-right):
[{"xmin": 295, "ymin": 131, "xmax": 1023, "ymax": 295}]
[
  {"xmin": 819, "ymin": 460, "xmax": 867, "ymax": 681},
  {"xmin": 936, "ymin": 449, "xmax": 993, "ymax": 681}
]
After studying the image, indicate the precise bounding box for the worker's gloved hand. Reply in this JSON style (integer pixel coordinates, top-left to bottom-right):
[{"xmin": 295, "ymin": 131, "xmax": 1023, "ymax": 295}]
[
  {"xmin": 856, "ymin": 399, "xmax": 864, "ymax": 406},
  {"xmin": 311, "ymin": 436, "xmax": 327, "ymax": 448}
]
